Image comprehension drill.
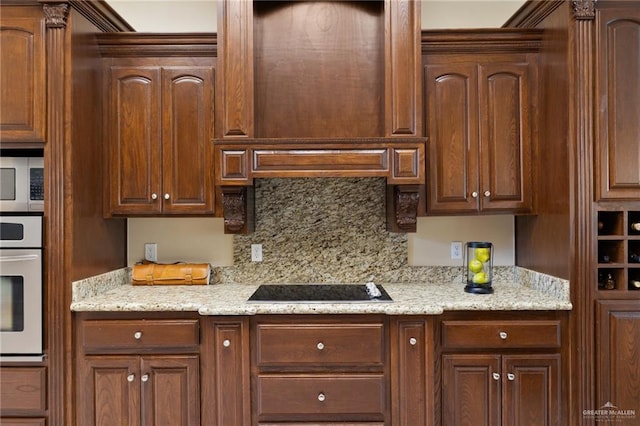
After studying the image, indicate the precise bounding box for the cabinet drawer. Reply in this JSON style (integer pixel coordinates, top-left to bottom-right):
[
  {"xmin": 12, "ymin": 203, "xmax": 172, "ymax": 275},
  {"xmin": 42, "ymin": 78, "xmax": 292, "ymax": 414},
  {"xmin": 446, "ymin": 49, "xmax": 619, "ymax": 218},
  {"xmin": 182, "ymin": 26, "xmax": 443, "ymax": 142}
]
[
  {"xmin": 81, "ymin": 319, "xmax": 199, "ymax": 352},
  {"xmin": 442, "ymin": 320, "xmax": 561, "ymax": 349},
  {"xmin": 256, "ymin": 375, "xmax": 386, "ymax": 419},
  {"xmin": 0, "ymin": 367, "xmax": 46, "ymax": 414},
  {"xmin": 255, "ymin": 323, "xmax": 385, "ymax": 368}
]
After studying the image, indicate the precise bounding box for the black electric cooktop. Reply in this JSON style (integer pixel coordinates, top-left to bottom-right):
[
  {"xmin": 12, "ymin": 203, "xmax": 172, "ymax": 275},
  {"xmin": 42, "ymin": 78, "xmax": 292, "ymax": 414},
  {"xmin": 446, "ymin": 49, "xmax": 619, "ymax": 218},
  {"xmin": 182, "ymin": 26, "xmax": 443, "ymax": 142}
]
[{"xmin": 247, "ymin": 284, "xmax": 393, "ymax": 303}]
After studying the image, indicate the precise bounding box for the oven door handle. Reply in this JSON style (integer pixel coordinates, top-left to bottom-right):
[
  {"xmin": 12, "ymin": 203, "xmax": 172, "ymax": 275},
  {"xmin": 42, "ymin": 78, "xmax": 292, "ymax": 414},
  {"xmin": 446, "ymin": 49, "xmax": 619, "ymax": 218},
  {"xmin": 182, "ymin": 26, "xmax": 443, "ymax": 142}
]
[{"xmin": 0, "ymin": 254, "xmax": 40, "ymax": 262}]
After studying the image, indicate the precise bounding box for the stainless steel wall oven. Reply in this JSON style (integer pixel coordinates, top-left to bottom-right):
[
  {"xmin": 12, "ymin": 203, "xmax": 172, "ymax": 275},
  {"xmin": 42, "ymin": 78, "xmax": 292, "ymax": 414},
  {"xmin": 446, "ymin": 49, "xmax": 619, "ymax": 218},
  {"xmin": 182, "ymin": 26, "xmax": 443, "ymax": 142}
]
[{"xmin": 0, "ymin": 214, "xmax": 43, "ymax": 360}]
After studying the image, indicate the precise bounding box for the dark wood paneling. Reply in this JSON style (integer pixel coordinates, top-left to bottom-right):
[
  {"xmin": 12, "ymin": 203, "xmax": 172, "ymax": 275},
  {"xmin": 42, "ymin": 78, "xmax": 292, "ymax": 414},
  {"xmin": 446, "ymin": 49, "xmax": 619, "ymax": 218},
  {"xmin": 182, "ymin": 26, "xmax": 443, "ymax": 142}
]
[{"xmin": 253, "ymin": 1, "xmax": 384, "ymax": 139}]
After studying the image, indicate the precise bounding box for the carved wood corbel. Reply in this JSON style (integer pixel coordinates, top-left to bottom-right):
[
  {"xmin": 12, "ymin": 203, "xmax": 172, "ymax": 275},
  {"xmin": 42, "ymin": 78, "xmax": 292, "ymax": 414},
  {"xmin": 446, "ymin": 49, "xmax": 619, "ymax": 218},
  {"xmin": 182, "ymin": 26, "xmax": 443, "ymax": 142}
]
[
  {"xmin": 387, "ymin": 185, "xmax": 420, "ymax": 233},
  {"xmin": 221, "ymin": 186, "xmax": 255, "ymax": 234},
  {"xmin": 572, "ymin": 0, "xmax": 596, "ymax": 20},
  {"xmin": 43, "ymin": 3, "xmax": 69, "ymax": 28}
]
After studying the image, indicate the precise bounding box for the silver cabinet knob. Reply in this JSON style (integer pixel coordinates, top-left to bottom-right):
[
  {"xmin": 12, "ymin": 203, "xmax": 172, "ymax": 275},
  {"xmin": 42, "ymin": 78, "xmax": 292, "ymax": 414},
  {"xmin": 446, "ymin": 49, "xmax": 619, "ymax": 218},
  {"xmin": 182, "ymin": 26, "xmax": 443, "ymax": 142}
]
[
  {"xmin": 151, "ymin": 193, "xmax": 158, "ymax": 200},
  {"xmin": 317, "ymin": 392, "xmax": 326, "ymax": 402},
  {"xmin": 317, "ymin": 342, "xmax": 325, "ymax": 350},
  {"xmin": 409, "ymin": 337, "xmax": 417, "ymax": 346},
  {"xmin": 141, "ymin": 374, "xmax": 149, "ymax": 382},
  {"xmin": 223, "ymin": 339, "xmax": 231, "ymax": 348},
  {"xmin": 484, "ymin": 190, "xmax": 491, "ymax": 197},
  {"xmin": 127, "ymin": 374, "xmax": 135, "ymax": 382},
  {"xmin": 471, "ymin": 191, "xmax": 479, "ymax": 198},
  {"xmin": 164, "ymin": 193, "xmax": 170, "ymax": 200},
  {"xmin": 492, "ymin": 372, "xmax": 500, "ymax": 381},
  {"xmin": 134, "ymin": 331, "xmax": 142, "ymax": 340},
  {"xmin": 507, "ymin": 373, "xmax": 515, "ymax": 381},
  {"xmin": 499, "ymin": 331, "xmax": 508, "ymax": 340}
]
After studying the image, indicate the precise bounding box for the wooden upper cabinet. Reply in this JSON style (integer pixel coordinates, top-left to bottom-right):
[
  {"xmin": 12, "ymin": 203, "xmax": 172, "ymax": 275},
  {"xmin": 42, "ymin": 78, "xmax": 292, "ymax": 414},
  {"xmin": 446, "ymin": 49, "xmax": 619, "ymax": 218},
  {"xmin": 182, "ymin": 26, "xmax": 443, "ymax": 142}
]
[
  {"xmin": 0, "ymin": 6, "xmax": 46, "ymax": 143},
  {"xmin": 596, "ymin": 6, "xmax": 640, "ymax": 200},
  {"xmin": 425, "ymin": 53, "xmax": 535, "ymax": 214},
  {"xmin": 105, "ymin": 63, "xmax": 214, "ymax": 216},
  {"xmin": 216, "ymin": 0, "xmax": 422, "ymax": 140}
]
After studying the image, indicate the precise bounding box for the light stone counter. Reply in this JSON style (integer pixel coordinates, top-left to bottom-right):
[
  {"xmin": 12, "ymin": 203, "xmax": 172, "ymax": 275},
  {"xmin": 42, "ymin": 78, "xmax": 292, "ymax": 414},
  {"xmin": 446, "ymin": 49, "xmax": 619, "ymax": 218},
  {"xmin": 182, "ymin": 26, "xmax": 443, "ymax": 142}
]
[{"xmin": 71, "ymin": 269, "xmax": 572, "ymax": 315}]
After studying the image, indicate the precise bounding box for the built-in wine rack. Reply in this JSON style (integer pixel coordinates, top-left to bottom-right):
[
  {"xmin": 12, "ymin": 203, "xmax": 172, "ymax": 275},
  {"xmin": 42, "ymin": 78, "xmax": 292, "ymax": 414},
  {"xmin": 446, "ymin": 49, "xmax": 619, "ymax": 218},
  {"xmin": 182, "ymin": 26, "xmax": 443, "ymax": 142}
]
[{"xmin": 597, "ymin": 209, "xmax": 640, "ymax": 295}]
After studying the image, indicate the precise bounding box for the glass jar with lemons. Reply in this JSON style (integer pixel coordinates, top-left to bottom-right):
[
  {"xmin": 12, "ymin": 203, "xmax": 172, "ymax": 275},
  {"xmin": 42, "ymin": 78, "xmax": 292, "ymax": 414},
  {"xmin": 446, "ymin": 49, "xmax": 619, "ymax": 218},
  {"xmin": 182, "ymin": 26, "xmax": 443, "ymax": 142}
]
[{"xmin": 463, "ymin": 242, "xmax": 494, "ymax": 294}]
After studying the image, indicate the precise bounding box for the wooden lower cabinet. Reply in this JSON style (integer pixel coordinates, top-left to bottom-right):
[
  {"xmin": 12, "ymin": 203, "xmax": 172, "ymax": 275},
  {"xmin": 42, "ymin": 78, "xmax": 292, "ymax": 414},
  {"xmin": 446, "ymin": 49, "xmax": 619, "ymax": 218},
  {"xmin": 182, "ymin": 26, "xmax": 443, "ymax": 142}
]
[
  {"xmin": 596, "ymin": 301, "xmax": 640, "ymax": 416},
  {"xmin": 442, "ymin": 354, "xmax": 560, "ymax": 426},
  {"xmin": 75, "ymin": 313, "xmax": 201, "ymax": 426},
  {"xmin": 251, "ymin": 315, "xmax": 390, "ymax": 425},
  {"xmin": 78, "ymin": 355, "xmax": 200, "ymax": 426},
  {"xmin": 439, "ymin": 313, "xmax": 564, "ymax": 426}
]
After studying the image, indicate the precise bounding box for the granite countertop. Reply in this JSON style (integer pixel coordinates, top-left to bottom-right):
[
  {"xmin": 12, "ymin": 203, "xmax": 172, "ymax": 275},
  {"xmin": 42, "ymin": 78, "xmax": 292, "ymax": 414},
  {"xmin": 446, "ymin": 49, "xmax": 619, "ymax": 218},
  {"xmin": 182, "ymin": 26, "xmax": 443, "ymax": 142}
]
[{"xmin": 71, "ymin": 269, "xmax": 572, "ymax": 315}]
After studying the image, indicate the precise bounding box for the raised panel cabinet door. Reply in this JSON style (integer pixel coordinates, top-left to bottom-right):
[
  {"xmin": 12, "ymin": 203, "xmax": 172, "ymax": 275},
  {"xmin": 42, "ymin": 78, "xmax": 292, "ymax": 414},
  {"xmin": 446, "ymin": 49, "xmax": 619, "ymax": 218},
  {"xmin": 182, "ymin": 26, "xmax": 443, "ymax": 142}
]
[
  {"xmin": 161, "ymin": 67, "xmax": 215, "ymax": 214},
  {"xmin": 77, "ymin": 356, "xmax": 141, "ymax": 426},
  {"xmin": 205, "ymin": 320, "xmax": 250, "ymax": 426},
  {"xmin": 502, "ymin": 354, "xmax": 561, "ymax": 426},
  {"xmin": 442, "ymin": 354, "xmax": 501, "ymax": 426},
  {"xmin": 597, "ymin": 301, "xmax": 640, "ymax": 416},
  {"xmin": 140, "ymin": 355, "xmax": 200, "ymax": 426},
  {"xmin": 478, "ymin": 62, "xmax": 533, "ymax": 213},
  {"xmin": 0, "ymin": 9, "xmax": 46, "ymax": 143},
  {"xmin": 425, "ymin": 63, "xmax": 480, "ymax": 213},
  {"xmin": 107, "ymin": 66, "xmax": 162, "ymax": 214},
  {"xmin": 596, "ymin": 7, "xmax": 640, "ymax": 200},
  {"xmin": 391, "ymin": 319, "xmax": 430, "ymax": 426}
]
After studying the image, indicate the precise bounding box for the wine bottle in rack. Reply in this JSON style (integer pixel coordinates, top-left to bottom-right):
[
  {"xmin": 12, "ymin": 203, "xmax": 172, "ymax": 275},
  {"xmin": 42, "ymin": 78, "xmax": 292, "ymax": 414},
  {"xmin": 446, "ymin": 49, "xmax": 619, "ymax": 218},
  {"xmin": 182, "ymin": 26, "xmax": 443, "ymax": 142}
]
[
  {"xmin": 630, "ymin": 279, "xmax": 640, "ymax": 289},
  {"xmin": 631, "ymin": 222, "xmax": 640, "ymax": 232},
  {"xmin": 630, "ymin": 252, "xmax": 640, "ymax": 263}
]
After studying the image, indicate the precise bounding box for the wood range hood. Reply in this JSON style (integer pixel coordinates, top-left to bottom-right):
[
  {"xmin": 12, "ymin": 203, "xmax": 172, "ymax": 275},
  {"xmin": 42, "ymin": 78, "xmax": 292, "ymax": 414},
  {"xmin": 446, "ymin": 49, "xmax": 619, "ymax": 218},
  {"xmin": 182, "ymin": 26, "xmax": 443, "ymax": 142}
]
[{"xmin": 214, "ymin": 0, "xmax": 425, "ymax": 234}]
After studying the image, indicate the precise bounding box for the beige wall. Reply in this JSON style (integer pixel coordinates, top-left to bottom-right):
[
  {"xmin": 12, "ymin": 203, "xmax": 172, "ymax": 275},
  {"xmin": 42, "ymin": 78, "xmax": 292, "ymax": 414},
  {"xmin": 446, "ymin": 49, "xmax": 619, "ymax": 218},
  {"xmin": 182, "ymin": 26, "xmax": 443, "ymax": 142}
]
[{"xmin": 108, "ymin": 0, "xmax": 525, "ymax": 32}]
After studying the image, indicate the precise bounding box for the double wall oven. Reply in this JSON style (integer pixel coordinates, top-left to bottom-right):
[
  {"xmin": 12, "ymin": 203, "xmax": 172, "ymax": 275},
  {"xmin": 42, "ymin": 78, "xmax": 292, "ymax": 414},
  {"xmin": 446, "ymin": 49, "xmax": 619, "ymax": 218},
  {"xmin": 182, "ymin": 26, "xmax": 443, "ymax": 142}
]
[{"xmin": 1, "ymin": 154, "xmax": 44, "ymax": 361}]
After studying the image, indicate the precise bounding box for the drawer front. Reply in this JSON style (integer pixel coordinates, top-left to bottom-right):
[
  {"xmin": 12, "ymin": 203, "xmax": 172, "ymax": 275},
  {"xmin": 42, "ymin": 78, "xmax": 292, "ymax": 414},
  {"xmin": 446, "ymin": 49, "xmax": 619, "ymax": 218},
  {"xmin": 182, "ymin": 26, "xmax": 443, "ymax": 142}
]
[
  {"xmin": 442, "ymin": 320, "xmax": 561, "ymax": 349},
  {"xmin": 259, "ymin": 423, "xmax": 384, "ymax": 426},
  {"xmin": 0, "ymin": 419, "xmax": 46, "ymax": 426},
  {"xmin": 255, "ymin": 323, "xmax": 384, "ymax": 367},
  {"xmin": 81, "ymin": 319, "xmax": 199, "ymax": 352},
  {"xmin": 0, "ymin": 367, "xmax": 46, "ymax": 414},
  {"xmin": 256, "ymin": 375, "xmax": 386, "ymax": 419}
]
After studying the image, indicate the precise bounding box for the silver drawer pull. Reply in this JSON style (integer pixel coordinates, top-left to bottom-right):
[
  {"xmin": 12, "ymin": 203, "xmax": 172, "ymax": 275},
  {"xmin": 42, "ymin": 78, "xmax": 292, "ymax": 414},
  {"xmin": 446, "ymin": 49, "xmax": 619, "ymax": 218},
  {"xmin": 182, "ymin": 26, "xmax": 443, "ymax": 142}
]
[
  {"xmin": 164, "ymin": 193, "xmax": 170, "ymax": 200},
  {"xmin": 316, "ymin": 342, "xmax": 325, "ymax": 350},
  {"xmin": 499, "ymin": 331, "xmax": 508, "ymax": 340},
  {"xmin": 492, "ymin": 372, "xmax": 500, "ymax": 381},
  {"xmin": 151, "ymin": 193, "xmax": 158, "ymax": 200},
  {"xmin": 507, "ymin": 373, "xmax": 515, "ymax": 381},
  {"xmin": 471, "ymin": 191, "xmax": 479, "ymax": 198},
  {"xmin": 409, "ymin": 337, "xmax": 417, "ymax": 346},
  {"xmin": 127, "ymin": 374, "xmax": 135, "ymax": 382},
  {"xmin": 317, "ymin": 392, "xmax": 326, "ymax": 402},
  {"xmin": 141, "ymin": 374, "xmax": 149, "ymax": 382},
  {"xmin": 484, "ymin": 190, "xmax": 491, "ymax": 197},
  {"xmin": 223, "ymin": 339, "xmax": 231, "ymax": 348},
  {"xmin": 134, "ymin": 331, "xmax": 143, "ymax": 340}
]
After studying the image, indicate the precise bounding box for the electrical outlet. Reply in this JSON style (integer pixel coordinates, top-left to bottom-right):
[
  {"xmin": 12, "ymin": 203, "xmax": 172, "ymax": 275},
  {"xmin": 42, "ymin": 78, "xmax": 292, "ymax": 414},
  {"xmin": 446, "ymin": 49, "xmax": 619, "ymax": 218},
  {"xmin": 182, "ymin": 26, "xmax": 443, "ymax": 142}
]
[
  {"xmin": 251, "ymin": 244, "xmax": 263, "ymax": 262},
  {"xmin": 451, "ymin": 241, "xmax": 462, "ymax": 260},
  {"xmin": 144, "ymin": 243, "xmax": 157, "ymax": 262}
]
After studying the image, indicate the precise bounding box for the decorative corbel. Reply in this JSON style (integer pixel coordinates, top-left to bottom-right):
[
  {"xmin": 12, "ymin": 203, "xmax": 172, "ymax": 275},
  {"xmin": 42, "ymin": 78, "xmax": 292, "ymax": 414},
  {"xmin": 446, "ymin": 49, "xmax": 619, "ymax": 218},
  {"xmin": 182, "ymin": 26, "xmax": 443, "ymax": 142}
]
[
  {"xmin": 387, "ymin": 185, "xmax": 420, "ymax": 233},
  {"xmin": 221, "ymin": 186, "xmax": 255, "ymax": 234},
  {"xmin": 572, "ymin": 0, "xmax": 596, "ymax": 20},
  {"xmin": 43, "ymin": 3, "xmax": 70, "ymax": 28}
]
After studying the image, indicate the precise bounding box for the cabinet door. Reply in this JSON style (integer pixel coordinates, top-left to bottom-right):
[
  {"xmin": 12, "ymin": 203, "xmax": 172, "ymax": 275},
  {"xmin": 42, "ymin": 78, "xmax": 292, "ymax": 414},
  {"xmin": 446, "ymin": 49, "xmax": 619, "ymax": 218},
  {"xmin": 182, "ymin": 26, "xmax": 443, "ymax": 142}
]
[
  {"xmin": 77, "ymin": 356, "xmax": 141, "ymax": 426},
  {"xmin": 442, "ymin": 354, "xmax": 500, "ymax": 426},
  {"xmin": 391, "ymin": 319, "xmax": 431, "ymax": 426},
  {"xmin": 140, "ymin": 355, "xmax": 200, "ymax": 426},
  {"xmin": 425, "ymin": 63, "xmax": 480, "ymax": 213},
  {"xmin": 478, "ymin": 62, "xmax": 533, "ymax": 213},
  {"xmin": 161, "ymin": 67, "xmax": 215, "ymax": 214},
  {"xmin": 204, "ymin": 319, "xmax": 250, "ymax": 426},
  {"xmin": 107, "ymin": 66, "xmax": 162, "ymax": 214},
  {"xmin": 0, "ymin": 8, "xmax": 46, "ymax": 143},
  {"xmin": 597, "ymin": 301, "xmax": 640, "ymax": 416},
  {"xmin": 596, "ymin": 7, "xmax": 640, "ymax": 200},
  {"xmin": 502, "ymin": 354, "xmax": 560, "ymax": 426}
]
